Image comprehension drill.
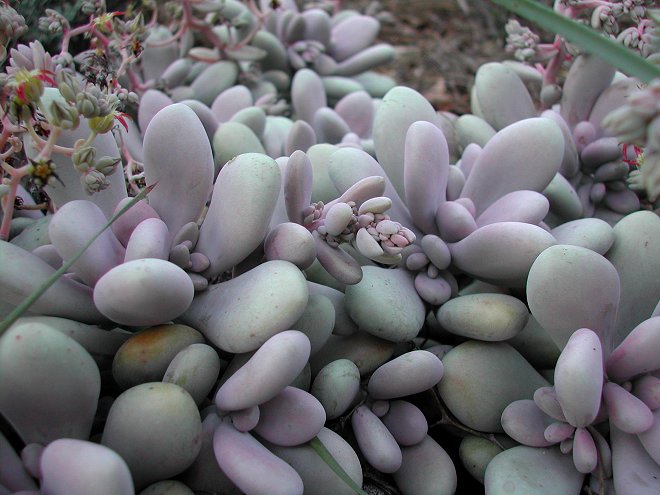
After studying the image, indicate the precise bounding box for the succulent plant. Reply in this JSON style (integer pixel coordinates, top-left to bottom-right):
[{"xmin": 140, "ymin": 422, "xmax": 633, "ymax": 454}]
[{"xmin": 0, "ymin": 1, "xmax": 658, "ymax": 495}]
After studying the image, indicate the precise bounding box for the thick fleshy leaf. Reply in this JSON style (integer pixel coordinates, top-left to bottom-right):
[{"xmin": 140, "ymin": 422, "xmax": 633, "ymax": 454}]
[
  {"xmin": 373, "ymin": 86, "xmax": 440, "ymax": 201},
  {"xmin": 476, "ymin": 190, "xmax": 549, "ymax": 228},
  {"xmin": 180, "ymin": 261, "xmax": 308, "ymax": 353},
  {"xmin": 0, "ymin": 325, "xmax": 99, "ymax": 444},
  {"xmin": 214, "ymin": 416, "xmax": 304, "ymax": 495},
  {"xmin": 485, "ymin": 446, "xmax": 584, "ymax": 495},
  {"xmin": 214, "ymin": 331, "xmax": 311, "ymax": 411},
  {"xmin": 606, "ymin": 211, "xmax": 660, "ymax": 347},
  {"xmin": 404, "ymin": 121, "xmax": 449, "ymax": 234},
  {"xmin": 190, "ymin": 61, "xmax": 239, "ymax": 106},
  {"xmin": 460, "ymin": 118, "xmax": 564, "ymax": 216},
  {"xmin": 527, "ymin": 245, "xmax": 620, "ymax": 351},
  {"xmin": 330, "ymin": 15, "xmax": 379, "ymax": 61},
  {"xmin": 603, "ymin": 382, "xmax": 654, "ymax": 434},
  {"xmin": 291, "ymin": 69, "xmax": 327, "ymax": 124},
  {"xmin": 143, "ymin": 104, "xmax": 214, "ymax": 246},
  {"xmin": 0, "ymin": 241, "xmax": 103, "ymax": 323},
  {"xmin": 438, "ymin": 341, "xmax": 549, "ymax": 432},
  {"xmin": 449, "ymin": 222, "xmax": 556, "ymax": 288},
  {"xmin": 335, "ymin": 90, "xmax": 374, "ymax": 138},
  {"xmin": 610, "ymin": 423, "xmax": 660, "ymax": 495},
  {"xmin": 48, "ymin": 200, "xmax": 125, "ymax": 287},
  {"xmin": 501, "ymin": 400, "xmax": 555, "ymax": 447},
  {"xmin": 195, "ymin": 153, "xmax": 280, "ymax": 278},
  {"xmin": 607, "ymin": 317, "xmax": 660, "ymax": 382},
  {"xmin": 40, "ymin": 439, "xmax": 134, "ymax": 495},
  {"xmin": 474, "ymin": 62, "xmax": 536, "ymax": 131},
  {"xmin": 572, "ymin": 428, "xmax": 598, "ymax": 474},
  {"xmin": 560, "ymin": 54, "xmax": 616, "ymax": 129},
  {"xmin": 334, "ymin": 44, "xmax": 395, "ymax": 77},
  {"xmin": 393, "ymin": 436, "xmax": 457, "ymax": 495},
  {"xmin": 285, "ymin": 120, "xmax": 317, "ymax": 156},
  {"xmin": 554, "ymin": 329, "xmax": 604, "ymax": 428}
]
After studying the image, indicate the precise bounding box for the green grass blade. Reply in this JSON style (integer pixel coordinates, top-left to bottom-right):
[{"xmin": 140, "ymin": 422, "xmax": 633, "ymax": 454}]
[
  {"xmin": 0, "ymin": 183, "xmax": 157, "ymax": 335},
  {"xmin": 491, "ymin": 0, "xmax": 660, "ymax": 83},
  {"xmin": 309, "ymin": 436, "xmax": 368, "ymax": 495}
]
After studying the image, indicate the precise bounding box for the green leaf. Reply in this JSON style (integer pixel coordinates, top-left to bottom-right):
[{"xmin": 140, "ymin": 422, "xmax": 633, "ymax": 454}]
[
  {"xmin": 309, "ymin": 436, "xmax": 368, "ymax": 495},
  {"xmin": 0, "ymin": 183, "xmax": 157, "ymax": 336},
  {"xmin": 491, "ymin": 0, "xmax": 660, "ymax": 83}
]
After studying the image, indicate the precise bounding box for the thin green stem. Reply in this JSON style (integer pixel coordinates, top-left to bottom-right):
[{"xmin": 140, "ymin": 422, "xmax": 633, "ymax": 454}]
[
  {"xmin": 309, "ymin": 437, "xmax": 368, "ymax": 495},
  {"xmin": 0, "ymin": 183, "xmax": 157, "ymax": 335}
]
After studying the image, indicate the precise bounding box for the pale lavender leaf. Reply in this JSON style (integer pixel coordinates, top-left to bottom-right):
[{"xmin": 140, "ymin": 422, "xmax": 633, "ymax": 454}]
[
  {"xmin": 449, "ymin": 222, "xmax": 556, "ymax": 288},
  {"xmin": 460, "ymin": 118, "xmax": 564, "ymax": 216},
  {"xmin": 180, "ymin": 261, "xmax": 308, "ymax": 353},
  {"xmin": 572, "ymin": 428, "xmax": 598, "ymax": 474},
  {"xmin": 143, "ymin": 104, "xmax": 214, "ymax": 247},
  {"xmin": 404, "ymin": 121, "xmax": 449, "ymax": 234},
  {"xmin": 313, "ymin": 107, "xmax": 351, "ymax": 144},
  {"xmin": 41, "ymin": 439, "xmax": 133, "ymax": 495},
  {"xmin": 213, "ymin": 418, "xmax": 303, "ymax": 495},
  {"xmin": 195, "ymin": 153, "xmax": 280, "ymax": 278},
  {"xmin": 435, "ymin": 200, "xmax": 477, "ymax": 242},
  {"xmin": 554, "ymin": 328, "xmax": 604, "ymax": 428},
  {"xmin": 610, "ymin": 422, "xmax": 660, "ymax": 495},
  {"xmin": 474, "ymin": 62, "xmax": 535, "ymax": 131},
  {"xmin": 48, "ymin": 200, "xmax": 125, "ymax": 287},
  {"xmin": 534, "ymin": 387, "xmax": 567, "ymax": 422},
  {"xmin": 607, "ymin": 317, "xmax": 660, "ymax": 383},
  {"xmin": 540, "ymin": 110, "xmax": 581, "ymax": 178},
  {"xmin": 351, "ymin": 405, "xmax": 402, "ymax": 473},
  {"xmin": 456, "ymin": 142, "xmax": 482, "ymax": 180},
  {"xmin": 190, "ymin": 61, "xmax": 239, "ymax": 106},
  {"xmin": 137, "ymin": 89, "xmax": 173, "ymax": 136},
  {"xmin": 123, "ymin": 218, "xmax": 170, "ymax": 262},
  {"xmin": 543, "ymin": 422, "xmax": 576, "ymax": 443},
  {"xmin": 330, "ymin": 15, "xmax": 380, "ymax": 61},
  {"xmin": 603, "ymin": 382, "xmax": 654, "ymax": 434},
  {"xmin": 284, "ymin": 150, "xmax": 314, "ymax": 225},
  {"xmin": 638, "ymin": 408, "xmax": 660, "ymax": 464},
  {"xmin": 333, "ymin": 44, "xmax": 395, "ymax": 77},
  {"xmin": 302, "ymin": 8, "xmax": 331, "ymax": 45},
  {"xmin": 373, "ymin": 86, "xmax": 440, "ymax": 201},
  {"xmin": 335, "ymin": 90, "xmax": 374, "ymax": 138},
  {"xmin": 476, "ymin": 190, "xmax": 549, "ymax": 228},
  {"xmin": 285, "ymin": 120, "xmax": 317, "ymax": 156},
  {"xmin": 314, "ymin": 231, "xmax": 363, "ymax": 285},
  {"xmin": 501, "ymin": 400, "xmax": 555, "ymax": 447},
  {"xmin": 292, "ymin": 69, "xmax": 327, "ymax": 124},
  {"xmin": 560, "ymin": 54, "xmax": 616, "ymax": 129}
]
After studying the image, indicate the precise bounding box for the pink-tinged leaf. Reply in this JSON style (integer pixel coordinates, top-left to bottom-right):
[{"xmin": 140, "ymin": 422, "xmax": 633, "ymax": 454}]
[
  {"xmin": 460, "ymin": 118, "xmax": 563, "ymax": 216},
  {"xmin": 632, "ymin": 375, "xmax": 660, "ymax": 411},
  {"xmin": 603, "ymin": 382, "xmax": 654, "ymax": 434},
  {"xmin": 284, "ymin": 150, "xmax": 314, "ymax": 225},
  {"xmin": 501, "ymin": 400, "xmax": 555, "ymax": 447},
  {"xmin": 572, "ymin": 428, "xmax": 598, "ymax": 474},
  {"xmin": 607, "ymin": 317, "xmax": 660, "ymax": 383},
  {"xmin": 313, "ymin": 231, "xmax": 362, "ymax": 285},
  {"xmin": 404, "ymin": 121, "xmax": 449, "ymax": 234},
  {"xmin": 554, "ymin": 328, "xmax": 604, "ymax": 428},
  {"xmin": 534, "ymin": 387, "xmax": 566, "ymax": 422},
  {"xmin": 544, "ymin": 422, "xmax": 575, "ymax": 444}
]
